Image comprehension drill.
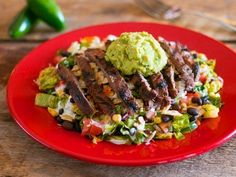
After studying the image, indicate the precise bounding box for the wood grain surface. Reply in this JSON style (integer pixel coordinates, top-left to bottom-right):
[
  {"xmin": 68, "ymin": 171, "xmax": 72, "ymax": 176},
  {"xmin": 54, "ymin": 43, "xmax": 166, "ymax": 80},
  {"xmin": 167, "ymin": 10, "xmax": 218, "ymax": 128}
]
[{"xmin": 0, "ymin": 0, "xmax": 236, "ymax": 177}]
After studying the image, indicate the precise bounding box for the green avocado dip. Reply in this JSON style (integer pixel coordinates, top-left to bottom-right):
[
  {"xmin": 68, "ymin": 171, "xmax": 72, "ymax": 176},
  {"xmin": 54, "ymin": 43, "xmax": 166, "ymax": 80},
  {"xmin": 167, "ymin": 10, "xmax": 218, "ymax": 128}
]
[
  {"xmin": 105, "ymin": 32, "xmax": 168, "ymax": 76},
  {"xmin": 36, "ymin": 66, "xmax": 59, "ymax": 91}
]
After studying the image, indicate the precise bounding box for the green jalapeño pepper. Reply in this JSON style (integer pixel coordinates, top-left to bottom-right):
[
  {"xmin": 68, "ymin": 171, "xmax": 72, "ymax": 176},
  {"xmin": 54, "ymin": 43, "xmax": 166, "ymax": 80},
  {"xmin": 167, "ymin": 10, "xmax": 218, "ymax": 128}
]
[
  {"xmin": 27, "ymin": 0, "xmax": 66, "ymax": 31},
  {"xmin": 8, "ymin": 7, "xmax": 38, "ymax": 39}
]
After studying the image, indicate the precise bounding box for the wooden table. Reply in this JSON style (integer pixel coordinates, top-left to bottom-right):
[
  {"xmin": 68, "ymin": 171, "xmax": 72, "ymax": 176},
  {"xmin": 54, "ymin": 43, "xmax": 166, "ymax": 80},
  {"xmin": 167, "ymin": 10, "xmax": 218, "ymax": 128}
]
[{"xmin": 0, "ymin": 0, "xmax": 235, "ymax": 176}]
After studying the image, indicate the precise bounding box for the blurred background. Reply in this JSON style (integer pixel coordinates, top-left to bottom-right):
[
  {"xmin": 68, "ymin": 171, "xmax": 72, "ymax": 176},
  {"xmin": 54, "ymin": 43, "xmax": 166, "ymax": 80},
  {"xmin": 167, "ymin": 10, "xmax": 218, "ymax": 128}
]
[{"xmin": 0, "ymin": 0, "xmax": 236, "ymax": 41}]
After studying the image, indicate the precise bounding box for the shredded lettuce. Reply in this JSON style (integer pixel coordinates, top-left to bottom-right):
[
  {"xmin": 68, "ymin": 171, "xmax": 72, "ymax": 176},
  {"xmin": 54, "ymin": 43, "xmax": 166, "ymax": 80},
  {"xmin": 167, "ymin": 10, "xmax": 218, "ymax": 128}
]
[
  {"xmin": 59, "ymin": 56, "xmax": 75, "ymax": 69},
  {"xmin": 173, "ymin": 114, "xmax": 198, "ymax": 135},
  {"xmin": 124, "ymin": 116, "xmax": 136, "ymax": 128},
  {"xmin": 104, "ymin": 122, "xmax": 118, "ymax": 135},
  {"xmin": 194, "ymin": 84, "xmax": 208, "ymax": 97},
  {"xmin": 181, "ymin": 122, "xmax": 198, "ymax": 133},
  {"xmin": 173, "ymin": 114, "xmax": 190, "ymax": 132},
  {"xmin": 174, "ymin": 132, "xmax": 185, "ymax": 140},
  {"xmin": 106, "ymin": 136, "xmax": 131, "ymax": 145},
  {"xmin": 207, "ymin": 60, "xmax": 216, "ymax": 70},
  {"xmin": 209, "ymin": 95, "xmax": 222, "ymax": 108}
]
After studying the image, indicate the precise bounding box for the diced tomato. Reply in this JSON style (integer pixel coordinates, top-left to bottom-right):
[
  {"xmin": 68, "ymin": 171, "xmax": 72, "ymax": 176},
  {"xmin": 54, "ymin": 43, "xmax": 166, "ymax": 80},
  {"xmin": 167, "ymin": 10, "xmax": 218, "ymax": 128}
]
[
  {"xmin": 103, "ymin": 85, "xmax": 112, "ymax": 96},
  {"xmin": 90, "ymin": 125, "xmax": 103, "ymax": 136},
  {"xmin": 80, "ymin": 36, "xmax": 96, "ymax": 43},
  {"xmin": 81, "ymin": 118, "xmax": 92, "ymax": 136},
  {"xmin": 200, "ymin": 73, "xmax": 207, "ymax": 84},
  {"xmin": 181, "ymin": 92, "xmax": 200, "ymax": 105},
  {"xmin": 196, "ymin": 120, "xmax": 201, "ymax": 126},
  {"xmin": 56, "ymin": 80, "xmax": 65, "ymax": 87},
  {"xmin": 52, "ymin": 55, "xmax": 63, "ymax": 65},
  {"xmin": 187, "ymin": 92, "xmax": 200, "ymax": 102},
  {"xmin": 81, "ymin": 118, "xmax": 103, "ymax": 136}
]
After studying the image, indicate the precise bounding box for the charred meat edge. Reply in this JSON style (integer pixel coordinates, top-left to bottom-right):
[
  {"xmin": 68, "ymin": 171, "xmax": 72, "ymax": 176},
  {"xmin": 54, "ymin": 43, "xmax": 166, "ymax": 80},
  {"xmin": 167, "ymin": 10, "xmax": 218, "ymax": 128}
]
[
  {"xmin": 159, "ymin": 39, "xmax": 195, "ymax": 91},
  {"xmin": 131, "ymin": 72, "xmax": 158, "ymax": 108},
  {"xmin": 150, "ymin": 72, "xmax": 171, "ymax": 109},
  {"xmin": 162, "ymin": 65, "xmax": 178, "ymax": 98},
  {"xmin": 57, "ymin": 65, "xmax": 95, "ymax": 115},
  {"xmin": 85, "ymin": 48, "xmax": 138, "ymax": 113},
  {"xmin": 176, "ymin": 42, "xmax": 200, "ymax": 81},
  {"xmin": 76, "ymin": 54, "xmax": 115, "ymax": 115}
]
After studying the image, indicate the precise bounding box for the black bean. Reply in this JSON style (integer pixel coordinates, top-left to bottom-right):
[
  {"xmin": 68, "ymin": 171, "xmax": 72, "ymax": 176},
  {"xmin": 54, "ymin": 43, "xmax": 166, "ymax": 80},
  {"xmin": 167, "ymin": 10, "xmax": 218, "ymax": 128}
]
[
  {"xmin": 187, "ymin": 108, "xmax": 199, "ymax": 116},
  {"xmin": 189, "ymin": 116, "xmax": 197, "ymax": 122},
  {"xmin": 193, "ymin": 63, "xmax": 200, "ymax": 80},
  {"xmin": 191, "ymin": 96, "xmax": 202, "ymax": 105},
  {"xmin": 62, "ymin": 121, "xmax": 74, "ymax": 130},
  {"xmin": 59, "ymin": 108, "xmax": 64, "ymax": 115},
  {"xmin": 161, "ymin": 115, "xmax": 173, "ymax": 122},
  {"xmin": 59, "ymin": 50, "xmax": 71, "ymax": 57},
  {"xmin": 64, "ymin": 87, "xmax": 69, "ymax": 93},
  {"xmin": 201, "ymin": 96, "xmax": 209, "ymax": 104},
  {"xmin": 181, "ymin": 47, "xmax": 189, "ymax": 52},
  {"xmin": 129, "ymin": 127, "xmax": 136, "ymax": 136},
  {"xmin": 192, "ymin": 53, "xmax": 197, "ymax": 59},
  {"xmin": 70, "ymin": 97, "xmax": 75, "ymax": 103},
  {"xmin": 73, "ymin": 120, "xmax": 81, "ymax": 131},
  {"xmin": 55, "ymin": 116, "xmax": 64, "ymax": 124}
]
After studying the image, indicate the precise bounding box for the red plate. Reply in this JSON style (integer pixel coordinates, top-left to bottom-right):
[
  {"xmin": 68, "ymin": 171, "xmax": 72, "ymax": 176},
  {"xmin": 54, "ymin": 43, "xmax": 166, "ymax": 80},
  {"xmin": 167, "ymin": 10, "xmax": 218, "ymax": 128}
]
[{"xmin": 7, "ymin": 22, "xmax": 236, "ymax": 166}]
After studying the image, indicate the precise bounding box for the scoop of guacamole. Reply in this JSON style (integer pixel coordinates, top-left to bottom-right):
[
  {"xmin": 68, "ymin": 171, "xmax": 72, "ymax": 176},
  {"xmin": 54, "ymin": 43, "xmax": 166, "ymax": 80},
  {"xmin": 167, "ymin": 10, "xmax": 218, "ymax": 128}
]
[
  {"xmin": 105, "ymin": 32, "xmax": 167, "ymax": 76},
  {"xmin": 37, "ymin": 66, "xmax": 59, "ymax": 91}
]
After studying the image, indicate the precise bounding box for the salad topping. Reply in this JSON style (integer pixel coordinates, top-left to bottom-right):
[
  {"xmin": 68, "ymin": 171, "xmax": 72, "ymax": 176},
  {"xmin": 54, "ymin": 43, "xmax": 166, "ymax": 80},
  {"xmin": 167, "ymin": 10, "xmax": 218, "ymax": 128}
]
[{"xmin": 35, "ymin": 32, "xmax": 223, "ymax": 145}]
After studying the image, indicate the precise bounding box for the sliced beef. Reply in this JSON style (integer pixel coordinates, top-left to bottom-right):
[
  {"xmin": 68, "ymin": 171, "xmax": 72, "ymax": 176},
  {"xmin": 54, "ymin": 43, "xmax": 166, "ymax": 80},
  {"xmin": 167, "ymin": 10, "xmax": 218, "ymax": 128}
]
[
  {"xmin": 131, "ymin": 72, "xmax": 158, "ymax": 108},
  {"xmin": 105, "ymin": 40, "xmax": 112, "ymax": 49},
  {"xmin": 57, "ymin": 65, "xmax": 95, "ymax": 115},
  {"xmin": 76, "ymin": 54, "xmax": 115, "ymax": 115},
  {"xmin": 162, "ymin": 65, "xmax": 178, "ymax": 98},
  {"xmin": 176, "ymin": 42, "xmax": 200, "ymax": 81},
  {"xmin": 150, "ymin": 72, "xmax": 171, "ymax": 108},
  {"xmin": 159, "ymin": 39, "xmax": 195, "ymax": 91},
  {"xmin": 85, "ymin": 48, "xmax": 138, "ymax": 113}
]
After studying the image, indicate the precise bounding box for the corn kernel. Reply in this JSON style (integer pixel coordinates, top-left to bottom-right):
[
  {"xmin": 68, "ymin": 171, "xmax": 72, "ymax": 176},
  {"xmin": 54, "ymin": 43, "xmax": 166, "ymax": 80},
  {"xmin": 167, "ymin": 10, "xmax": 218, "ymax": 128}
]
[
  {"xmin": 56, "ymin": 89, "xmax": 65, "ymax": 97},
  {"xmin": 112, "ymin": 114, "xmax": 122, "ymax": 123},
  {"xmin": 47, "ymin": 107, "xmax": 58, "ymax": 117},
  {"xmin": 153, "ymin": 116, "xmax": 162, "ymax": 124}
]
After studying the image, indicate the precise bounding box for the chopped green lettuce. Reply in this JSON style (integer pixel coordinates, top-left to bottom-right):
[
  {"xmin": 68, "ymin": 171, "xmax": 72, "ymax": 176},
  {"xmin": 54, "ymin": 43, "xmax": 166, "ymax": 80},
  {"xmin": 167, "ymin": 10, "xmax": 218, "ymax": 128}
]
[
  {"xmin": 174, "ymin": 132, "xmax": 185, "ymax": 140},
  {"xmin": 181, "ymin": 122, "xmax": 198, "ymax": 134},
  {"xmin": 173, "ymin": 114, "xmax": 190, "ymax": 132},
  {"xmin": 209, "ymin": 95, "xmax": 222, "ymax": 108},
  {"xmin": 194, "ymin": 84, "xmax": 208, "ymax": 96},
  {"xmin": 59, "ymin": 56, "xmax": 75, "ymax": 68},
  {"xmin": 35, "ymin": 93, "xmax": 59, "ymax": 108},
  {"xmin": 106, "ymin": 136, "xmax": 131, "ymax": 145}
]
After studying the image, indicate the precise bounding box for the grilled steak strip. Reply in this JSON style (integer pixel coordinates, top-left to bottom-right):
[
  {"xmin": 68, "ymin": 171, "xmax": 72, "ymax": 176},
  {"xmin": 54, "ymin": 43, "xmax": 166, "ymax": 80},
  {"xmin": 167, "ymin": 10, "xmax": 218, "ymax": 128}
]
[
  {"xmin": 85, "ymin": 48, "xmax": 138, "ymax": 113},
  {"xmin": 176, "ymin": 42, "xmax": 200, "ymax": 81},
  {"xmin": 150, "ymin": 72, "xmax": 171, "ymax": 108},
  {"xmin": 76, "ymin": 54, "xmax": 115, "ymax": 115},
  {"xmin": 159, "ymin": 39, "xmax": 195, "ymax": 91},
  {"xmin": 131, "ymin": 72, "xmax": 158, "ymax": 108},
  {"xmin": 57, "ymin": 65, "xmax": 95, "ymax": 115},
  {"xmin": 162, "ymin": 65, "xmax": 178, "ymax": 98}
]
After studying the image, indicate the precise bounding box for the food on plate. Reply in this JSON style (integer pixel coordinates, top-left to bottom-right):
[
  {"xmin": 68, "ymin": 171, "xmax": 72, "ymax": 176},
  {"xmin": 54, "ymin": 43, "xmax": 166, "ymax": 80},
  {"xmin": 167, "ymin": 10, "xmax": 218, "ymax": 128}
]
[
  {"xmin": 35, "ymin": 32, "xmax": 223, "ymax": 145},
  {"xmin": 105, "ymin": 32, "xmax": 167, "ymax": 76}
]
